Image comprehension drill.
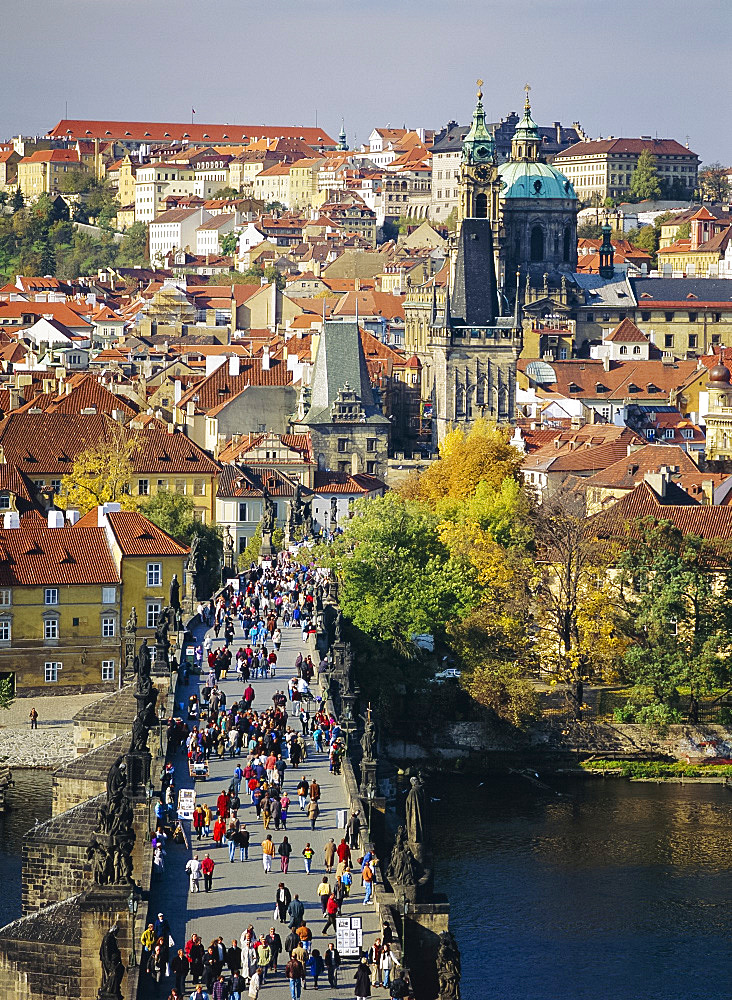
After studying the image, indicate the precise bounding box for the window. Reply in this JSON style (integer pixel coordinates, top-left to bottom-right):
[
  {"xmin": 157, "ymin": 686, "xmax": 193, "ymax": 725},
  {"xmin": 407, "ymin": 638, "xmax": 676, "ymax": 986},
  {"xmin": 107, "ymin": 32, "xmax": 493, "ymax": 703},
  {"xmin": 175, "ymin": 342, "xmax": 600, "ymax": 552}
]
[
  {"xmin": 157, "ymin": 479, "xmax": 169, "ymax": 491},
  {"xmin": 664, "ymin": 335, "xmax": 674, "ymax": 348},
  {"xmin": 239, "ymin": 502, "xmax": 248, "ymax": 521},
  {"xmin": 193, "ymin": 479, "xmax": 206, "ymax": 496},
  {"xmin": 146, "ymin": 602, "xmax": 161, "ymax": 628},
  {"xmin": 175, "ymin": 480, "xmax": 186, "ymax": 495},
  {"xmin": 619, "ymin": 346, "xmax": 628, "ymax": 355},
  {"xmin": 688, "ymin": 334, "xmax": 698, "ymax": 349},
  {"xmin": 102, "ymin": 616, "xmax": 115, "ymax": 638},
  {"xmin": 138, "ymin": 479, "xmax": 150, "ymax": 496},
  {"xmin": 665, "ymin": 429, "xmax": 674, "ymax": 439},
  {"xmin": 44, "ymin": 588, "xmax": 59, "ymax": 605},
  {"xmin": 147, "ymin": 563, "xmax": 162, "ymax": 587},
  {"xmin": 366, "ymin": 461, "xmax": 376, "ymax": 475},
  {"xmin": 0, "ymin": 493, "xmax": 9, "ymax": 509},
  {"xmin": 366, "ymin": 438, "xmax": 377, "ymax": 452},
  {"xmin": 44, "ymin": 661, "xmax": 60, "ymax": 683},
  {"xmin": 530, "ymin": 226, "xmax": 544, "ymax": 262},
  {"xmin": 641, "ymin": 311, "xmax": 651, "ymax": 322},
  {"xmin": 0, "ymin": 589, "xmax": 10, "ymax": 606},
  {"xmin": 337, "ymin": 438, "xmax": 348, "ymax": 453},
  {"xmin": 688, "ymin": 312, "xmax": 697, "ymax": 323},
  {"xmin": 633, "ymin": 346, "xmax": 642, "ymax": 355},
  {"xmin": 0, "ymin": 618, "xmax": 10, "ymax": 641},
  {"xmin": 101, "ymin": 660, "xmax": 115, "ymax": 682},
  {"xmin": 664, "ymin": 312, "xmax": 674, "ymax": 323},
  {"xmin": 586, "ymin": 312, "xmax": 594, "ymax": 322},
  {"xmin": 102, "ymin": 587, "xmax": 116, "ymax": 605},
  {"xmin": 44, "ymin": 618, "xmax": 59, "ymax": 640}
]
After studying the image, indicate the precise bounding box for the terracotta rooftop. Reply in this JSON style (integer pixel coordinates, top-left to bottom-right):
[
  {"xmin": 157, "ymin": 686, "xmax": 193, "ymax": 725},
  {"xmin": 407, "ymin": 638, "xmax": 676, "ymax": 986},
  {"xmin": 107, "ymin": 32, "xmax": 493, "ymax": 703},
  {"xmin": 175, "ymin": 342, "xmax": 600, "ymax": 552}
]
[{"xmin": 0, "ymin": 523, "xmax": 119, "ymax": 586}]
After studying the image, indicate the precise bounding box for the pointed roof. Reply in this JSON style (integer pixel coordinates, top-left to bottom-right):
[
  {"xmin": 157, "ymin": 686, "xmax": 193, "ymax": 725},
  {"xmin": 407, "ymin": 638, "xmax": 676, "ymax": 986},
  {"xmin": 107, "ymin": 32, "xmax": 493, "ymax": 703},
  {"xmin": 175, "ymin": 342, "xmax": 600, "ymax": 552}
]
[
  {"xmin": 461, "ymin": 82, "xmax": 495, "ymax": 165},
  {"xmin": 605, "ymin": 318, "xmax": 650, "ymax": 343},
  {"xmin": 512, "ymin": 88, "xmax": 540, "ymax": 144},
  {"xmin": 300, "ymin": 319, "xmax": 389, "ymax": 426},
  {"xmin": 451, "ymin": 218, "xmax": 498, "ymax": 327}
]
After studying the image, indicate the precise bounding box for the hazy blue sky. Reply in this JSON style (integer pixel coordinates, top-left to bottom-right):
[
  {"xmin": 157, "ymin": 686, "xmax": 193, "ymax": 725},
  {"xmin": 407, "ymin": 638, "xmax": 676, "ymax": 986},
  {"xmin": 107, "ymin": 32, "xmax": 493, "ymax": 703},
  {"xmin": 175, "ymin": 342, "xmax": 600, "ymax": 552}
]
[{"xmin": 4, "ymin": 0, "xmax": 730, "ymax": 164}]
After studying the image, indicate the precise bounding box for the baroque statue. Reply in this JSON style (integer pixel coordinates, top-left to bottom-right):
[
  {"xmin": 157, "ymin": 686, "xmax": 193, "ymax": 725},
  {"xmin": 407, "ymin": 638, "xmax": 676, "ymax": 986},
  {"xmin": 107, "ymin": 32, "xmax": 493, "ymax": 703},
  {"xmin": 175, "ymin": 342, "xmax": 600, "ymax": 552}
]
[
  {"xmin": 405, "ymin": 773, "xmax": 429, "ymax": 853},
  {"xmin": 436, "ymin": 930, "xmax": 461, "ymax": 1000},
  {"xmin": 387, "ymin": 824, "xmax": 416, "ymax": 886},
  {"xmin": 98, "ymin": 924, "xmax": 125, "ymax": 999}
]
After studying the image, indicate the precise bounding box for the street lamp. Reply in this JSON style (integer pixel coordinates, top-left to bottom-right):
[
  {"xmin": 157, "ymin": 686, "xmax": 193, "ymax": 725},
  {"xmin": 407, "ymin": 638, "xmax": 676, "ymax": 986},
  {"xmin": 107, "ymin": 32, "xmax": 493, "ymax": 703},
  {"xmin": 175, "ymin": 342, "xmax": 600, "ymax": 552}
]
[
  {"xmin": 400, "ymin": 893, "xmax": 409, "ymax": 969},
  {"xmin": 127, "ymin": 890, "xmax": 139, "ymax": 968},
  {"xmin": 145, "ymin": 779, "xmax": 155, "ymax": 841},
  {"xmin": 157, "ymin": 704, "xmax": 166, "ymax": 759},
  {"xmin": 365, "ymin": 781, "xmax": 376, "ymax": 839}
]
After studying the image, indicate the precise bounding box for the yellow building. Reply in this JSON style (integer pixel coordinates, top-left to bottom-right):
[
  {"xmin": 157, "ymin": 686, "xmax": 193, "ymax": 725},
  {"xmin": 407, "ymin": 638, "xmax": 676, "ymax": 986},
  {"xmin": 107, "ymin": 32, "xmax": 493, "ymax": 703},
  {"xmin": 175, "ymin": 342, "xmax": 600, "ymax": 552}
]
[
  {"xmin": 289, "ymin": 158, "xmax": 324, "ymax": 210},
  {"xmin": 0, "ymin": 150, "xmax": 21, "ymax": 191},
  {"xmin": 114, "ymin": 154, "xmax": 138, "ymax": 209},
  {"xmin": 16, "ymin": 149, "xmax": 87, "ymax": 199},
  {"xmin": 253, "ymin": 163, "xmax": 292, "ymax": 206},
  {"xmin": 77, "ymin": 506, "xmax": 188, "ymax": 653},
  {"xmin": 131, "ymin": 425, "xmax": 221, "ymax": 525}
]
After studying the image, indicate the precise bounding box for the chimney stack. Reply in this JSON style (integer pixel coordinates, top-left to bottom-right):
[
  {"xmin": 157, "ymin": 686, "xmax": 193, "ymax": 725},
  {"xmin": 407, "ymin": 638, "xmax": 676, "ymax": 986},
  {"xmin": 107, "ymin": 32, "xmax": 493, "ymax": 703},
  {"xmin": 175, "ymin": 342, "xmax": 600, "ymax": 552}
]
[{"xmin": 229, "ymin": 354, "xmax": 240, "ymax": 377}]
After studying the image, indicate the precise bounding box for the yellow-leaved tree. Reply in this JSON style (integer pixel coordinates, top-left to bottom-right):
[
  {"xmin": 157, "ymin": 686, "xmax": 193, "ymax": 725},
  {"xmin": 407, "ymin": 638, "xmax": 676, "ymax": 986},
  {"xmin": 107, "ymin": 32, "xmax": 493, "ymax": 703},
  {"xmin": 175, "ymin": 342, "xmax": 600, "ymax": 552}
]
[{"xmin": 57, "ymin": 425, "xmax": 140, "ymax": 515}]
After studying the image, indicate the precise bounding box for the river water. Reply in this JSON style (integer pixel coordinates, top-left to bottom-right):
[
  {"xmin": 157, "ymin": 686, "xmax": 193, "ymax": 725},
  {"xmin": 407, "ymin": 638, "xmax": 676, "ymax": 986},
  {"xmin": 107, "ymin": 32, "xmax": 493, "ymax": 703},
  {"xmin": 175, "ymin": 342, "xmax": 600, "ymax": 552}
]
[
  {"xmin": 432, "ymin": 774, "xmax": 732, "ymax": 1000},
  {"xmin": 0, "ymin": 768, "xmax": 53, "ymax": 926}
]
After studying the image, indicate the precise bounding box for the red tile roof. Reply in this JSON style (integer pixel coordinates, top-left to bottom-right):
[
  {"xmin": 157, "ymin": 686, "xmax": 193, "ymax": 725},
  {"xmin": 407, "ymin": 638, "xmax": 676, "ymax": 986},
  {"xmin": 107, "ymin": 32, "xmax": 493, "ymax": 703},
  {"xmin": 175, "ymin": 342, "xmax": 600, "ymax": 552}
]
[
  {"xmin": 594, "ymin": 481, "xmax": 732, "ymax": 540},
  {"xmin": 556, "ymin": 138, "xmax": 696, "ymax": 158},
  {"xmin": 47, "ymin": 119, "xmax": 336, "ymax": 147},
  {"xmin": 586, "ymin": 444, "xmax": 699, "ymax": 489},
  {"xmin": 106, "ymin": 510, "xmax": 188, "ymax": 556},
  {"xmin": 312, "ymin": 471, "xmax": 386, "ymax": 494},
  {"xmin": 176, "ymin": 356, "xmax": 293, "ymax": 413},
  {"xmin": 0, "ymin": 523, "xmax": 119, "ymax": 586},
  {"xmin": 605, "ymin": 318, "xmax": 650, "ymax": 343}
]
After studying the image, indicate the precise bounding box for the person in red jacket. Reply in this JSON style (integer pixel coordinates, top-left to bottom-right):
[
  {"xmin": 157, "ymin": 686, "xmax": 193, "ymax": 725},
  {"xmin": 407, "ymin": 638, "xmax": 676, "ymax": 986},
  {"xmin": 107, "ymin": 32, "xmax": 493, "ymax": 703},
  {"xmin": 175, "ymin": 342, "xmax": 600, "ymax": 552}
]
[
  {"xmin": 216, "ymin": 789, "xmax": 229, "ymax": 819},
  {"xmin": 201, "ymin": 854, "xmax": 215, "ymax": 892},
  {"xmin": 337, "ymin": 838, "xmax": 351, "ymax": 866},
  {"xmin": 322, "ymin": 894, "xmax": 339, "ymax": 936}
]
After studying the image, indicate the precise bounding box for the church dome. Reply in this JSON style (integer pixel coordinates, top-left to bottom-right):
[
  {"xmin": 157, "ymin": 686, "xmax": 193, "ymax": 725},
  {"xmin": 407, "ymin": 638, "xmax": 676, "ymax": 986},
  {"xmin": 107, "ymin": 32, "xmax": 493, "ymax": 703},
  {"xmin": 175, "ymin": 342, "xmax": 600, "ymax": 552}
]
[
  {"xmin": 708, "ymin": 362, "xmax": 731, "ymax": 385},
  {"xmin": 498, "ymin": 159, "xmax": 576, "ymax": 201}
]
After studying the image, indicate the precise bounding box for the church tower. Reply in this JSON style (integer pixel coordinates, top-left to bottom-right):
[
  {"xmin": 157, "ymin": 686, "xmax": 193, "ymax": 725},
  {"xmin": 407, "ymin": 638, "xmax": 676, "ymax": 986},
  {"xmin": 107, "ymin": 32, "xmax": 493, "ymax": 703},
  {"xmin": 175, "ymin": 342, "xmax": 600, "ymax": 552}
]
[
  {"xmin": 458, "ymin": 80, "xmax": 502, "ymax": 227},
  {"xmin": 425, "ymin": 82, "xmax": 522, "ymax": 444}
]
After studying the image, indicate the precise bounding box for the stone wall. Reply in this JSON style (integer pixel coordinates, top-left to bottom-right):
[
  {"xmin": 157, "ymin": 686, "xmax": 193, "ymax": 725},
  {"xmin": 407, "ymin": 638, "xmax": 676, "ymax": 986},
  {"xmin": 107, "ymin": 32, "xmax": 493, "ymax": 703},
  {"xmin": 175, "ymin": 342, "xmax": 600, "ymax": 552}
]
[
  {"xmin": 72, "ymin": 686, "xmax": 138, "ymax": 754},
  {"xmin": 53, "ymin": 736, "xmax": 129, "ymax": 815},
  {"xmin": 0, "ymin": 895, "xmax": 82, "ymax": 999},
  {"xmin": 23, "ymin": 796, "xmax": 101, "ymax": 914}
]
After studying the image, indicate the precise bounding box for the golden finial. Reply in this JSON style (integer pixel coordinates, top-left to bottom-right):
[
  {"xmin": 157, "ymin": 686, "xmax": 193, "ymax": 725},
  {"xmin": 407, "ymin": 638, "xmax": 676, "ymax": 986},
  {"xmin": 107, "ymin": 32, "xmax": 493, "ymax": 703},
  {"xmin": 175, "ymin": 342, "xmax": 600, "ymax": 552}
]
[
  {"xmin": 524, "ymin": 83, "xmax": 531, "ymax": 110},
  {"xmin": 476, "ymin": 78, "xmax": 483, "ymax": 100}
]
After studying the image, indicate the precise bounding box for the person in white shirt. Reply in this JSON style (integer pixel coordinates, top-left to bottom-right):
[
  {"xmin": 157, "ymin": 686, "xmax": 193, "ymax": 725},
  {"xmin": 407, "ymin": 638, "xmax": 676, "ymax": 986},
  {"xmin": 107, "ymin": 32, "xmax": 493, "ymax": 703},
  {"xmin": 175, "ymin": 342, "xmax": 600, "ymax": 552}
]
[{"xmin": 185, "ymin": 854, "xmax": 202, "ymax": 892}]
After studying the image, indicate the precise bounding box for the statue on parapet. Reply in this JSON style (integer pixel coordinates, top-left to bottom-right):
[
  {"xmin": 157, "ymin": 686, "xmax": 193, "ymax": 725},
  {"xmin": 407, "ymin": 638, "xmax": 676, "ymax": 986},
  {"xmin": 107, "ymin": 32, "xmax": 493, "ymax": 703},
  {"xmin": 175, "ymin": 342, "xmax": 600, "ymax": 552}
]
[
  {"xmin": 436, "ymin": 930, "xmax": 461, "ymax": 1000},
  {"xmin": 387, "ymin": 824, "xmax": 416, "ymax": 887},
  {"xmin": 405, "ymin": 772, "xmax": 429, "ymax": 855},
  {"xmin": 98, "ymin": 923, "xmax": 125, "ymax": 999}
]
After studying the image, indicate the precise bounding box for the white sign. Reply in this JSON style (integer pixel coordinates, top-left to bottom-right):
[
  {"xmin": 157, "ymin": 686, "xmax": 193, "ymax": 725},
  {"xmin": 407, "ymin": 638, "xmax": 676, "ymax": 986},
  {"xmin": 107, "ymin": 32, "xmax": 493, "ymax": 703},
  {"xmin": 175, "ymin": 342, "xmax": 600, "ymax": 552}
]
[
  {"xmin": 178, "ymin": 788, "xmax": 196, "ymax": 820},
  {"xmin": 336, "ymin": 917, "xmax": 363, "ymax": 957},
  {"xmin": 226, "ymin": 578, "xmax": 240, "ymax": 591}
]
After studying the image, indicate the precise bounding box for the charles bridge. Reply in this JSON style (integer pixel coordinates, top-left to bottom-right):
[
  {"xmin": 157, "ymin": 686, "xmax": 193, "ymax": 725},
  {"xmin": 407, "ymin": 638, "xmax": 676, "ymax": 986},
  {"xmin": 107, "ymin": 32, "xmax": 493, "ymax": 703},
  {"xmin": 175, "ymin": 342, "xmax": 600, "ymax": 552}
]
[{"xmin": 0, "ymin": 581, "xmax": 461, "ymax": 1000}]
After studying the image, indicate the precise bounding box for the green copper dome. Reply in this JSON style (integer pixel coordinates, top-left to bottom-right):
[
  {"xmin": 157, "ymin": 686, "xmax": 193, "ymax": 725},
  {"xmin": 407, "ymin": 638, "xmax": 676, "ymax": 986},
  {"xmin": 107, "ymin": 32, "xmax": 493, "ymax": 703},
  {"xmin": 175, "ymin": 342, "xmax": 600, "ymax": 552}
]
[{"xmin": 498, "ymin": 159, "xmax": 576, "ymax": 200}]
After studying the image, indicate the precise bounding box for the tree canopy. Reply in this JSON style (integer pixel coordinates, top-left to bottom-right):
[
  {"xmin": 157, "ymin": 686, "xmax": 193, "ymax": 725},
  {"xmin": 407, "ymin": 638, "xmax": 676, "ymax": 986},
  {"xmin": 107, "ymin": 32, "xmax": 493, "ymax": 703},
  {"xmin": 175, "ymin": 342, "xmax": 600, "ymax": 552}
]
[
  {"xmin": 698, "ymin": 163, "xmax": 729, "ymax": 202},
  {"xmin": 629, "ymin": 149, "xmax": 662, "ymax": 202},
  {"xmin": 57, "ymin": 428, "xmax": 140, "ymax": 514},
  {"xmin": 140, "ymin": 490, "xmax": 223, "ymax": 598}
]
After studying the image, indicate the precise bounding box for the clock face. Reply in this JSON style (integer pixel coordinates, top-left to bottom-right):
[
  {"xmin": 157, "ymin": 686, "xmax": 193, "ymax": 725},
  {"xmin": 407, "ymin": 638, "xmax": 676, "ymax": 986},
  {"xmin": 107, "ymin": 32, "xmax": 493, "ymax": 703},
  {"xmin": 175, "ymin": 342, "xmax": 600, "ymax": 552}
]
[{"xmin": 477, "ymin": 146, "xmax": 488, "ymax": 158}]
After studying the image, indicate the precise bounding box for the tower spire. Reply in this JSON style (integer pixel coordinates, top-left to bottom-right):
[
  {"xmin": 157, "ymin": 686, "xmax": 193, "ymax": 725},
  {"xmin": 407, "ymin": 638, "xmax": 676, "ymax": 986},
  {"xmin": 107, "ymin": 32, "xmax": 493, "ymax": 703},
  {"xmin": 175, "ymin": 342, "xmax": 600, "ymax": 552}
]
[{"xmin": 511, "ymin": 84, "xmax": 540, "ymax": 161}]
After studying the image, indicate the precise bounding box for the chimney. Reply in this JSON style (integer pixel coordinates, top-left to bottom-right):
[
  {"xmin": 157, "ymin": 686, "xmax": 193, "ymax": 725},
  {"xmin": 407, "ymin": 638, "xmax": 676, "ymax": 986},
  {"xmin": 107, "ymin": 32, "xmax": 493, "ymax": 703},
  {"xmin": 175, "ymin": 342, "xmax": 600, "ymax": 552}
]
[
  {"xmin": 701, "ymin": 479, "xmax": 714, "ymax": 505},
  {"xmin": 603, "ymin": 355, "xmax": 611, "ymax": 372},
  {"xmin": 644, "ymin": 469, "xmax": 670, "ymax": 498},
  {"xmin": 97, "ymin": 502, "xmax": 121, "ymax": 527},
  {"xmin": 354, "ymin": 277, "xmax": 361, "ymax": 292},
  {"xmin": 554, "ymin": 122, "xmax": 562, "ymax": 144},
  {"xmin": 8, "ymin": 387, "xmax": 19, "ymax": 411},
  {"xmin": 228, "ymin": 354, "xmax": 240, "ymax": 377},
  {"xmin": 48, "ymin": 510, "xmax": 64, "ymax": 528},
  {"xmin": 3, "ymin": 511, "xmax": 19, "ymax": 528},
  {"xmin": 262, "ymin": 345, "xmax": 271, "ymax": 370},
  {"xmin": 65, "ymin": 509, "xmax": 80, "ymax": 525}
]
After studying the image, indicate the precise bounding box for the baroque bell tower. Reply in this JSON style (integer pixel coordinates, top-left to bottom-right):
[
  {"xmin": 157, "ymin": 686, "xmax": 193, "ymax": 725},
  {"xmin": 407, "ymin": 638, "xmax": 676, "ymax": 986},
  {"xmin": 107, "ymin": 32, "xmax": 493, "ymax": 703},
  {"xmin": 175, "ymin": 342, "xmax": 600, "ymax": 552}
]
[{"xmin": 458, "ymin": 80, "xmax": 502, "ymax": 227}]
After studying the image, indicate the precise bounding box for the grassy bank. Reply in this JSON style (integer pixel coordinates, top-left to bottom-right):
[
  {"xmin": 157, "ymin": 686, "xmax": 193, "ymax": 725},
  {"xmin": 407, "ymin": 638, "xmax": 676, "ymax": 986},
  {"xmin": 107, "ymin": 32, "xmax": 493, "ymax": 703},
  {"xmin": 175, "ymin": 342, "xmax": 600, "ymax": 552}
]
[{"xmin": 581, "ymin": 759, "xmax": 732, "ymax": 779}]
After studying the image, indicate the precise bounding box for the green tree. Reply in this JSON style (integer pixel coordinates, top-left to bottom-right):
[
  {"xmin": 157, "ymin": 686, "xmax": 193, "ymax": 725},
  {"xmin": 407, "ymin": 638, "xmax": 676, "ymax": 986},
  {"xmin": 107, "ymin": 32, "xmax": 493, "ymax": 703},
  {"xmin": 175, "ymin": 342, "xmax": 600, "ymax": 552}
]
[
  {"xmin": 219, "ymin": 231, "xmax": 239, "ymax": 256},
  {"xmin": 58, "ymin": 170, "xmax": 93, "ymax": 195},
  {"xmin": 0, "ymin": 676, "xmax": 13, "ymax": 711},
  {"xmin": 264, "ymin": 265, "xmax": 285, "ymax": 290},
  {"xmin": 674, "ymin": 221, "xmax": 691, "ymax": 240},
  {"xmin": 629, "ymin": 149, "xmax": 662, "ymax": 203},
  {"xmin": 264, "ymin": 201, "xmax": 286, "ymax": 214},
  {"xmin": 698, "ymin": 163, "xmax": 730, "ymax": 202},
  {"xmin": 329, "ymin": 492, "xmax": 479, "ymax": 650},
  {"xmin": 213, "ymin": 186, "xmax": 240, "ymax": 200},
  {"xmin": 140, "ymin": 491, "xmax": 223, "ymax": 597},
  {"xmin": 617, "ymin": 519, "xmax": 732, "ymax": 708},
  {"xmin": 117, "ymin": 222, "xmax": 148, "ymax": 267},
  {"xmin": 626, "ymin": 224, "xmax": 659, "ymax": 255},
  {"xmin": 11, "ymin": 188, "xmax": 24, "ymax": 213},
  {"xmin": 576, "ymin": 221, "xmax": 604, "ymax": 239}
]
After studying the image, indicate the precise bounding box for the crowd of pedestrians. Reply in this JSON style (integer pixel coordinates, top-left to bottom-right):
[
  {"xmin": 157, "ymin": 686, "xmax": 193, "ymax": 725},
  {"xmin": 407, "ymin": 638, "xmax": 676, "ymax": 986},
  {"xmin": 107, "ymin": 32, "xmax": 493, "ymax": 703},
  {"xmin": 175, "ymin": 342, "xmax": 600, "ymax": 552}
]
[{"xmin": 144, "ymin": 557, "xmax": 412, "ymax": 1000}]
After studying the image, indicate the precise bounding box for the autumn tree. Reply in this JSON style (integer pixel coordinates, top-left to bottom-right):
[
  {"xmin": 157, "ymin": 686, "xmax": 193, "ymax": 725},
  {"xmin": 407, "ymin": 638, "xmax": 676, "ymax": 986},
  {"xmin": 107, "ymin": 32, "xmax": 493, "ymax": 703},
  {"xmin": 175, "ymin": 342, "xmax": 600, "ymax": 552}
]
[
  {"xmin": 57, "ymin": 427, "xmax": 140, "ymax": 514},
  {"xmin": 629, "ymin": 149, "xmax": 662, "ymax": 203},
  {"xmin": 698, "ymin": 163, "xmax": 730, "ymax": 203}
]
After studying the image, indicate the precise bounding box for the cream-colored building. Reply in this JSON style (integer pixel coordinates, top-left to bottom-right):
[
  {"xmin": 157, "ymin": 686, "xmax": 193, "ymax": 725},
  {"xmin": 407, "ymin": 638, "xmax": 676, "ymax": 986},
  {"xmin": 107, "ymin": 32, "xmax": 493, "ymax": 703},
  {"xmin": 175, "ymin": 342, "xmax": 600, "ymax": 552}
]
[
  {"xmin": 554, "ymin": 138, "xmax": 698, "ymax": 204},
  {"xmin": 289, "ymin": 158, "xmax": 324, "ymax": 210},
  {"xmin": 134, "ymin": 163, "xmax": 195, "ymax": 222},
  {"xmin": 253, "ymin": 163, "xmax": 293, "ymax": 206},
  {"xmin": 17, "ymin": 150, "xmax": 87, "ymax": 199}
]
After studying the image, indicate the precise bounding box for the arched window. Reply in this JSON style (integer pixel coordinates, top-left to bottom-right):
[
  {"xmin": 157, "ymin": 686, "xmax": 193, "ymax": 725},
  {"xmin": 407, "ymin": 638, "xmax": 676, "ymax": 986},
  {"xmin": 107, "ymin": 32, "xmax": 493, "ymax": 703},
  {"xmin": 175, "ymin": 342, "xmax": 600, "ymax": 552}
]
[
  {"xmin": 620, "ymin": 346, "xmax": 628, "ymax": 355},
  {"xmin": 633, "ymin": 345, "xmax": 641, "ymax": 355},
  {"xmin": 475, "ymin": 193, "xmax": 487, "ymax": 218},
  {"xmin": 553, "ymin": 233, "xmax": 559, "ymax": 257},
  {"xmin": 530, "ymin": 226, "xmax": 544, "ymax": 262},
  {"xmin": 563, "ymin": 226, "xmax": 571, "ymax": 262}
]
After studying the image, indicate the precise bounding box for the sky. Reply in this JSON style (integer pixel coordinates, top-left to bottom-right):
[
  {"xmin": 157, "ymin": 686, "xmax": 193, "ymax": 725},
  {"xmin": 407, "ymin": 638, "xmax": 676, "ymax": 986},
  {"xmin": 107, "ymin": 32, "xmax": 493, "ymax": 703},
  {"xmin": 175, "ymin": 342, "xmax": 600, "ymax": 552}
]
[{"xmin": 3, "ymin": 0, "xmax": 730, "ymax": 165}]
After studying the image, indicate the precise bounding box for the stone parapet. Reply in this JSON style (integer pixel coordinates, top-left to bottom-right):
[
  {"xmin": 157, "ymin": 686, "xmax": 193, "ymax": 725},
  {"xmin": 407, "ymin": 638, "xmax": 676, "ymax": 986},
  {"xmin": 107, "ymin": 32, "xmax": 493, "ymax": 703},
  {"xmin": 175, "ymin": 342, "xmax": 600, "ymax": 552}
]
[{"xmin": 53, "ymin": 735, "xmax": 130, "ymax": 815}]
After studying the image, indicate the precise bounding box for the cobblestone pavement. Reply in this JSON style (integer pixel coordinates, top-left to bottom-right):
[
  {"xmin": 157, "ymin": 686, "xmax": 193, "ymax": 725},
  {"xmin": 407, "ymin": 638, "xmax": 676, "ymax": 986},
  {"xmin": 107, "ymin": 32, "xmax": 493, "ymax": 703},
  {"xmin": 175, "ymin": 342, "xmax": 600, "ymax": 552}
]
[
  {"xmin": 0, "ymin": 691, "xmax": 101, "ymax": 766},
  {"xmin": 146, "ymin": 614, "xmax": 381, "ymax": 998}
]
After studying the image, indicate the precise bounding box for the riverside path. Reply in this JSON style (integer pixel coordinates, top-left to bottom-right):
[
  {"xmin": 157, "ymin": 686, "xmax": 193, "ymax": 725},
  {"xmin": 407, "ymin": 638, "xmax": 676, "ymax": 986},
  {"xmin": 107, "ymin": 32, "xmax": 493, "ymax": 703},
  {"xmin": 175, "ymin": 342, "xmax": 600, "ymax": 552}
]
[{"xmin": 147, "ymin": 611, "xmax": 381, "ymax": 998}]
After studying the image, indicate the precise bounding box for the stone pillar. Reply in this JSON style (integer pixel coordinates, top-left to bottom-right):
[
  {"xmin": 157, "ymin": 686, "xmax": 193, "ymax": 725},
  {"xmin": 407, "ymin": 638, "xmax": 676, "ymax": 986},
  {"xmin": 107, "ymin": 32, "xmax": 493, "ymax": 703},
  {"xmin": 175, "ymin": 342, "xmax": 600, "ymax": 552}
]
[
  {"xmin": 79, "ymin": 887, "xmax": 132, "ymax": 1000},
  {"xmin": 259, "ymin": 531, "xmax": 274, "ymax": 559},
  {"xmin": 124, "ymin": 750, "xmax": 151, "ymax": 799}
]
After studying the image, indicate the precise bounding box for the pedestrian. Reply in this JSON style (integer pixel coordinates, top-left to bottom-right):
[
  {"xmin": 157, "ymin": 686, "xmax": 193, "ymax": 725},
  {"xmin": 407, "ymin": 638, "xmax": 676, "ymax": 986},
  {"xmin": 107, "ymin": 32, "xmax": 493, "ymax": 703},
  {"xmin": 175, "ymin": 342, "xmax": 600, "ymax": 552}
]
[
  {"xmin": 307, "ymin": 949, "xmax": 324, "ymax": 990},
  {"xmin": 265, "ymin": 928, "xmax": 282, "ymax": 974},
  {"xmin": 278, "ymin": 835, "xmax": 292, "ymax": 873},
  {"xmin": 276, "ymin": 881, "xmax": 292, "ymax": 922},
  {"xmin": 306, "ymin": 798, "xmax": 319, "ymax": 830},
  {"xmin": 285, "ymin": 955, "xmax": 305, "ymax": 1000},
  {"xmin": 186, "ymin": 934, "xmax": 204, "ymax": 984},
  {"xmin": 379, "ymin": 944, "xmax": 395, "ymax": 991},
  {"xmin": 186, "ymin": 854, "xmax": 202, "ymax": 893},
  {"xmin": 193, "ymin": 805, "xmax": 205, "ymax": 840},
  {"xmin": 147, "ymin": 942, "xmax": 166, "ymax": 988},
  {"xmin": 316, "ymin": 876, "xmax": 330, "ymax": 914},
  {"xmin": 201, "ymin": 853, "xmax": 215, "ymax": 892},
  {"xmin": 227, "ymin": 940, "xmax": 242, "ymax": 976},
  {"xmin": 247, "ymin": 969, "xmax": 260, "ymax": 1000},
  {"xmin": 323, "ymin": 838, "xmax": 336, "ymax": 873},
  {"xmin": 296, "ymin": 776, "xmax": 309, "ymax": 810},
  {"xmin": 302, "ymin": 842, "xmax": 315, "ymax": 874},
  {"xmin": 354, "ymin": 956, "xmax": 372, "ymax": 999},
  {"xmin": 323, "ymin": 941, "xmax": 340, "ymax": 987},
  {"xmin": 228, "ymin": 823, "xmax": 238, "ymax": 862},
  {"xmin": 28, "ymin": 707, "xmax": 38, "ymax": 729},
  {"xmin": 262, "ymin": 834, "xmax": 275, "ymax": 873},
  {"xmin": 203, "ymin": 803, "xmax": 212, "ymax": 838},
  {"xmin": 347, "ymin": 810, "xmax": 361, "ymax": 849},
  {"xmin": 287, "ymin": 892, "xmax": 305, "ymax": 929},
  {"xmin": 238, "ymin": 824, "xmax": 250, "ymax": 862},
  {"xmin": 321, "ymin": 894, "xmax": 339, "ymax": 936},
  {"xmin": 229, "ymin": 972, "xmax": 246, "ymax": 1000},
  {"xmin": 363, "ymin": 859, "xmax": 374, "ymax": 904},
  {"xmin": 368, "ymin": 938, "xmax": 382, "ymax": 987},
  {"xmin": 212, "ymin": 974, "xmax": 228, "ymax": 1000},
  {"xmin": 280, "ymin": 792, "xmax": 290, "ymax": 830}
]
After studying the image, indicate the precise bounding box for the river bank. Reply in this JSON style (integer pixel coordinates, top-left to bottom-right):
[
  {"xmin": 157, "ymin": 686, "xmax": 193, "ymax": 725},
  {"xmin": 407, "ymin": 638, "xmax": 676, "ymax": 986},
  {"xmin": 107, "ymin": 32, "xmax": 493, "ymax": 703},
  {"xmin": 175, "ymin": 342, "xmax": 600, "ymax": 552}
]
[{"xmin": 0, "ymin": 691, "xmax": 100, "ymax": 767}]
